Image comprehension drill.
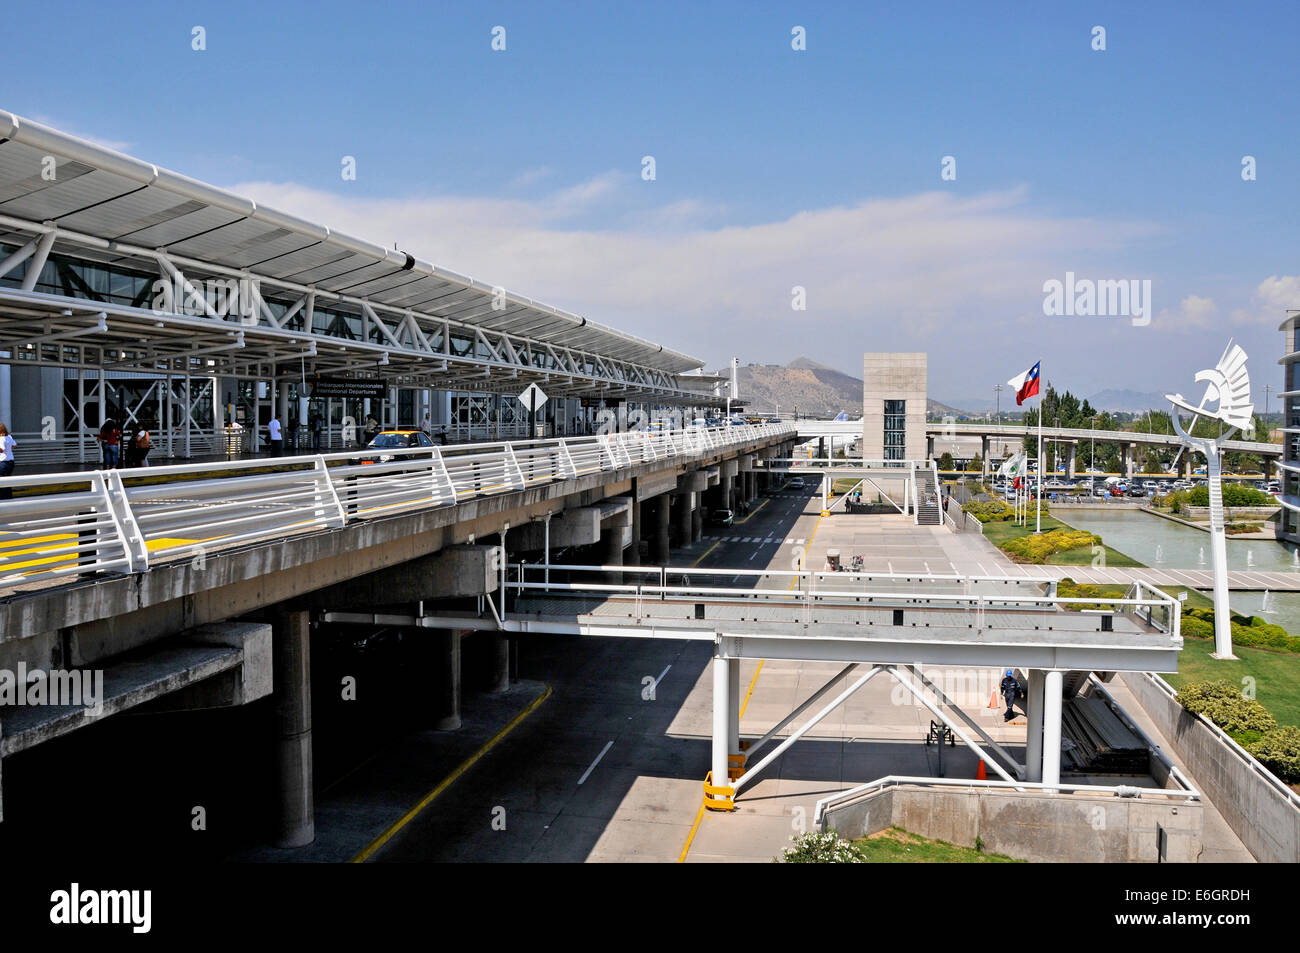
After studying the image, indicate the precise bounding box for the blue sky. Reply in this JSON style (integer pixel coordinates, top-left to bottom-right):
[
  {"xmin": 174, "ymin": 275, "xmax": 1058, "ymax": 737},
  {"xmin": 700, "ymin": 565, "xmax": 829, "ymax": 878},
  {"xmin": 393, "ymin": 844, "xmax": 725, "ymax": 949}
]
[{"xmin": 5, "ymin": 1, "xmax": 1299, "ymax": 406}]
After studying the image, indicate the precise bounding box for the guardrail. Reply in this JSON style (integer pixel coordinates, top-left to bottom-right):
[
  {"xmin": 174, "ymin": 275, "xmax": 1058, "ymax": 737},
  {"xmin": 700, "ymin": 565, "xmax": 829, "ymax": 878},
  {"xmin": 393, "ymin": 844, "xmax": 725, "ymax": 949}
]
[
  {"xmin": 505, "ymin": 563, "xmax": 1180, "ymax": 636},
  {"xmin": 812, "ymin": 774, "xmax": 1202, "ymax": 827},
  {"xmin": 0, "ymin": 423, "xmax": 793, "ymax": 589}
]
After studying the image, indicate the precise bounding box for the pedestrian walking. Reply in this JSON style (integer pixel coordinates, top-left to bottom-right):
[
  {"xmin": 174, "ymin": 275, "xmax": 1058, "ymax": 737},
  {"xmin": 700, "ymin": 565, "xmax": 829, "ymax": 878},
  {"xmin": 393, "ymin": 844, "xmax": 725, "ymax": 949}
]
[
  {"xmin": 1000, "ymin": 669, "xmax": 1021, "ymax": 721},
  {"xmin": 0, "ymin": 422, "xmax": 15, "ymax": 500},
  {"xmin": 310, "ymin": 413, "xmax": 322, "ymax": 451},
  {"xmin": 96, "ymin": 418, "xmax": 122, "ymax": 469},
  {"xmin": 268, "ymin": 414, "xmax": 283, "ymax": 456}
]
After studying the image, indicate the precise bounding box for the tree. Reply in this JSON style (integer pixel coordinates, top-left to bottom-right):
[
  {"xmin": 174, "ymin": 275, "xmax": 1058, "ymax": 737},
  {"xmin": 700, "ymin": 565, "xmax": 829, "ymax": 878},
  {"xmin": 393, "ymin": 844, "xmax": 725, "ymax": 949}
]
[
  {"xmin": 970, "ymin": 452, "xmax": 983, "ymax": 472},
  {"xmin": 938, "ymin": 451, "xmax": 954, "ymax": 470}
]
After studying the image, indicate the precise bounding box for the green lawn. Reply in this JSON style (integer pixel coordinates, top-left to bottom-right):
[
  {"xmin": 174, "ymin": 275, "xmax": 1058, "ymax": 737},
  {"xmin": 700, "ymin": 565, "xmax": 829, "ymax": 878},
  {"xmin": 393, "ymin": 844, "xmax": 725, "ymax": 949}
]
[
  {"xmin": 977, "ymin": 513, "xmax": 1144, "ymax": 567},
  {"xmin": 853, "ymin": 827, "xmax": 1022, "ymax": 863}
]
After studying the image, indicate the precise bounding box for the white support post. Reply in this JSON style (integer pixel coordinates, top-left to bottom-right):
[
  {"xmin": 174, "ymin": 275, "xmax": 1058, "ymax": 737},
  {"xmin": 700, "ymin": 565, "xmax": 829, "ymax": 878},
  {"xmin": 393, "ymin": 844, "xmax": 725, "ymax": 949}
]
[
  {"xmin": 727, "ymin": 657, "xmax": 741, "ymax": 760},
  {"xmin": 1025, "ymin": 669, "xmax": 1045, "ymax": 783},
  {"xmin": 1041, "ymin": 670, "xmax": 1063, "ymax": 791},
  {"xmin": 19, "ymin": 229, "xmax": 56, "ymax": 292},
  {"xmin": 711, "ymin": 653, "xmax": 731, "ymax": 804}
]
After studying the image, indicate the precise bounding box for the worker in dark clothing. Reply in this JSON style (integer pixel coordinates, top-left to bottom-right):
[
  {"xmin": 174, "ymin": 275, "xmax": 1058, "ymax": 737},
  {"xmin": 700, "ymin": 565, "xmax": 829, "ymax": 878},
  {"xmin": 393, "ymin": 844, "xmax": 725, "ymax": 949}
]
[{"xmin": 1000, "ymin": 669, "xmax": 1021, "ymax": 721}]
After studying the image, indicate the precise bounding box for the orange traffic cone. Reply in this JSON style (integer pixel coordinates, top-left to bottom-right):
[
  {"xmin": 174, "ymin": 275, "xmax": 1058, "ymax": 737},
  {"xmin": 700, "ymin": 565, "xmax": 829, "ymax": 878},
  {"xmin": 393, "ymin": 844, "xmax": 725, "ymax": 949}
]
[
  {"xmin": 976, "ymin": 760, "xmax": 987, "ymax": 781},
  {"xmin": 987, "ymin": 688, "xmax": 999, "ymax": 709}
]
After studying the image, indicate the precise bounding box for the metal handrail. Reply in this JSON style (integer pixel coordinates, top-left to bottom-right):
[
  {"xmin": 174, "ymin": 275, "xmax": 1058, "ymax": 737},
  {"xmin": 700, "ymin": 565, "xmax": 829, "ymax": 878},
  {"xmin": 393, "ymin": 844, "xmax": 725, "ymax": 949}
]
[
  {"xmin": 0, "ymin": 423, "xmax": 794, "ymax": 587},
  {"xmin": 507, "ymin": 563, "xmax": 1182, "ymax": 629},
  {"xmin": 813, "ymin": 773, "xmax": 1202, "ymax": 826}
]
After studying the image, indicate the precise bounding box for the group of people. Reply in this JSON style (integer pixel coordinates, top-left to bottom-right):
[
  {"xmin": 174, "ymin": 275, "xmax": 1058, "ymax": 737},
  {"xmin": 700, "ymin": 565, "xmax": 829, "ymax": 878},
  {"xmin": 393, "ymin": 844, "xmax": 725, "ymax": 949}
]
[{"xmin": 94, "ymin": 419, "xmax": 152, "ymax": 468}]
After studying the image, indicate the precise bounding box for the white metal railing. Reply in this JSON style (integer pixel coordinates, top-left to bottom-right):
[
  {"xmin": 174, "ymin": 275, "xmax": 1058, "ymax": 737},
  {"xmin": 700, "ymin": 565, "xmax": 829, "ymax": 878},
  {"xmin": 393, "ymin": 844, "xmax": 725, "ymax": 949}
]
[
  {"xmin": 0, "ymin": 423, "xmax": 793, "ymax": 588},
  {"xmin": 506, "ymin": 563, "xmax": 1181, "ymax": 635},
  {"xmin": 812, "ymin": 773, "xmax": 1203, "ymax": 826}
]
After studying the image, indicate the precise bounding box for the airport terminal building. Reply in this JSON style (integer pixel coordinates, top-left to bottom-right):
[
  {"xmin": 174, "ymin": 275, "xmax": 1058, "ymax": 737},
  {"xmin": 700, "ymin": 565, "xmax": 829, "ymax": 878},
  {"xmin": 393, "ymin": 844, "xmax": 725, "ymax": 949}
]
[{"xmin": 0, "ymin": 112, "xmax": 727, "ymax": 466}]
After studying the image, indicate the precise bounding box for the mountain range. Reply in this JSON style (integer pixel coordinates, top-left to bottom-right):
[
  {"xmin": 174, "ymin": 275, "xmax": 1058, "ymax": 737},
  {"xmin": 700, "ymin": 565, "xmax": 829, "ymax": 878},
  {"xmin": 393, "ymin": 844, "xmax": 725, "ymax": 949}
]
[{"xmin": 714, "ymin": 357, "xmax": 964, "ymax": 418}]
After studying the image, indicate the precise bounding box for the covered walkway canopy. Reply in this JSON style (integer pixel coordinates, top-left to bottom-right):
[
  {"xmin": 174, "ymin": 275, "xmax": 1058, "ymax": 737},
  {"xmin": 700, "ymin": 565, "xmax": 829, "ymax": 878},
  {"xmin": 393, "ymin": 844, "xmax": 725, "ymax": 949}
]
[{"xmin": 0, "ymin": 109, "xmax": 717, "ymax": 404}]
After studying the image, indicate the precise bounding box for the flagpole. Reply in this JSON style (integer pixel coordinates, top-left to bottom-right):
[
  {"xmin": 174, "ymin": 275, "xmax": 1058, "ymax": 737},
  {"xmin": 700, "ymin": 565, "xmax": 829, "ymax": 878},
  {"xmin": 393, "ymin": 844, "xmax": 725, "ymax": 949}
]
[{"xmin": 1036, "ymin": 394, "xmax": 1043, "ymax": 534}]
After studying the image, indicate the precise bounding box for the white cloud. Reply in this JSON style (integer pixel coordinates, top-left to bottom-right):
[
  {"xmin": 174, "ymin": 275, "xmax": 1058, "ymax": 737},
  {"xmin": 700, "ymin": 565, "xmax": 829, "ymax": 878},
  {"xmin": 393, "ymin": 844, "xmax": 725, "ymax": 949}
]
[
  {"xmin": 226, "ymin": 176, "xmax": 1166, "ymax": 376},
  {"xmin": 1155, "ymin": 294, "xmax": 1217, "ymax": 330},
  {"xmin": 1230, "ymin": 275, "xmax": 1300, "ymax": 326}
]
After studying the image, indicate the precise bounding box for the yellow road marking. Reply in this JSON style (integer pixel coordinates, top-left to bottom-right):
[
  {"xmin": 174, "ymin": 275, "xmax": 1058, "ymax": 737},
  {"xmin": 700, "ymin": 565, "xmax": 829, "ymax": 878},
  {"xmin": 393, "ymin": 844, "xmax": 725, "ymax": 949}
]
[
  {"xmin": 350, "ymin": 683, "xmax": 553, "ymax": 863},
  {"xmin": 732, "ymin": 498, "xmax": 769, "ymax": 525},
  {"xmin": 678, "ymin": 508, "xmax": 827, "ymax": 862}
]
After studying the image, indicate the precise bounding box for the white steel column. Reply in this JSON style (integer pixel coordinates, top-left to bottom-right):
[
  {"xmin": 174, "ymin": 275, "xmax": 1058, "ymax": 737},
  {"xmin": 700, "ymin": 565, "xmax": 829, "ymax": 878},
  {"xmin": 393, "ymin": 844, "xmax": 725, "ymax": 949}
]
[
  {"xmin": 184, "ymin": 373, "xmax": 192, "ymax": 457},
  {"xmin": 1041, "ymin": 670, "xmax": 1063, "ymax": 791},
  {"xmin": 727, "ymin": 657, "xmax": 741, "ymax": 758},
  {"xmin": 76, "ymin": 369, "xmax": 85, "ymax": 463},
  {"xmin": 1025, "ymin": 669, "xmax": 1045, "ymax": 783},
  {"xmin": 711, "ymin": 654, "xmax": 730, "ymax": 799},
  {"xmin": 165, "ymin": 371, "xmax": 173, "ymax": 459}
]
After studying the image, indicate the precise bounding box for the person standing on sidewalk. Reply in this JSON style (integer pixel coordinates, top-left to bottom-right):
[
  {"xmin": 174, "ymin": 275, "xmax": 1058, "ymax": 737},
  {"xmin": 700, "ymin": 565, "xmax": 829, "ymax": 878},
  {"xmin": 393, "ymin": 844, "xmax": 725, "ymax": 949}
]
[
  {"xmin": 0, "ymin": 423, "xmax": 16, "ymax": 499},
  {"xmin": 96, "ymin": 418, "xmax": 122, "ymax": 469},
  {"xmin": 268, "ymin": 414, "xmax": 283, "ymax": 457}
]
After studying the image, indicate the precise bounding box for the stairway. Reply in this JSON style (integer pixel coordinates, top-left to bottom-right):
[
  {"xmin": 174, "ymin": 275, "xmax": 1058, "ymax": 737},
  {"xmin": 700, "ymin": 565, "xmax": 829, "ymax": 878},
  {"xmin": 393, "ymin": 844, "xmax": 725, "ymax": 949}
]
[{"xmin": 916, "ymin": 468, "xmax": 942, "ymax": 525}]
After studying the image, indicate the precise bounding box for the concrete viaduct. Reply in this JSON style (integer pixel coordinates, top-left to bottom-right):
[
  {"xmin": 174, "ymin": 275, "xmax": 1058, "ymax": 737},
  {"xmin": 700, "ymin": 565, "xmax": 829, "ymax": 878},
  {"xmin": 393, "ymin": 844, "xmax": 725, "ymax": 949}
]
[{"xmin": 0, "ymin": 426, "xmax": 796, "ymax": 844}]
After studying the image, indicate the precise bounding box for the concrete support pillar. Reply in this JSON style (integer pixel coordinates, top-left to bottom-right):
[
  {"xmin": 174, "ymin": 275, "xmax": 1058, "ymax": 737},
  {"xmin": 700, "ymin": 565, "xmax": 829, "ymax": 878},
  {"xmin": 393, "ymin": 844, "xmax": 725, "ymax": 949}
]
[
  {"xmin": 1041, "ymin": 670, "xmax": 1063, "ymax": 790},
  {"xmin": 1025, "ymin": 669, "xmax": 1045, "ymax": 783},
  {"xmin": 927, "ymin": 435, "xmax": 935, "ymax": 459},
  {"xmin": 676, "ymin": 492, "xmax": 693, "ymax": 546},
  {"xmin": 601, "ymin": 523, "xmax": 624, "ymax": 585},
  {"xmin": 1180, "ymin": 455, "xmax": 1191, "ymax": 479},
  {"xmin": 628, "ymin": 494, "xmax": 641, "ymax": 566},
  {"xmin": 721, "ymin": 474, "xmax": 734, "ymax": 512},
  {"xmin": 651, "ymin": 494, "xmax": 671, "ymax": 564},
  {"xmin": 434, "ymin": 629, "xmax": 463, "ymax": 731},
  {"xmin": 486, "ymin": 633, "xmax": 510, "ymax": 694},
  {"xmin": 1124, "ymin": 443, "xmax": 1136, "ymax": 478},
  {"xmin": 1264, "ymin": 458, "xmax": 1274, "ymax": 479},
  {"xmin": 818, "ymin": 436, "xmax": 826, "ymax": 459},
  {"xmin": 981, "ymin": 435, "xmax": 989, "ymax": 473},
  {"xmin": 273, "ymin": 608, "xmax": 314, "ymax": 848},
  {"xmin": 1065, "ymin": 444, "xmax": 1076, "ymax": 479},
  {"xmin": 691, "ymin": 504, "xmax": 702, "ymax": 542}
]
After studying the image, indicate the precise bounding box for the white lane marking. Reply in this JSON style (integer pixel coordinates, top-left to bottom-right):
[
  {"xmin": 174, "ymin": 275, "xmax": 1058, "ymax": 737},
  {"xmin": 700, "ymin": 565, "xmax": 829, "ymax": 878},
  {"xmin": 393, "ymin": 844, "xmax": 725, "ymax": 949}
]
[
  {"xmin": 578, "ymin": 740, "xmax": 615, "ymax": 786},
  {"xmin": 654, "ymin": 664, "xmax": 672, "ymax": 689}
]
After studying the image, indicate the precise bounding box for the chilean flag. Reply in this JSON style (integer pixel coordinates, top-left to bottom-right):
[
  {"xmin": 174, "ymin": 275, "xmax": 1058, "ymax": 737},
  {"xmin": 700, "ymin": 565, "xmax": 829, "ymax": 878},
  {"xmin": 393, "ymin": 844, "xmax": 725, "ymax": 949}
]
[{"xmin": 1008, "ymin": 362, "xmax": 1041, "ymax": 406}]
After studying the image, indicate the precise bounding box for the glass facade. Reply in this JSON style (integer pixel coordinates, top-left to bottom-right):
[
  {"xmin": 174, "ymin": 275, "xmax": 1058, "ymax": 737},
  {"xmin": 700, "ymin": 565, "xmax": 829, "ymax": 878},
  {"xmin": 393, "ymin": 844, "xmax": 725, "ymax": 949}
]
[{"xmin": 884, "ymin": 399, "xmax": 906, "ymax": 462}]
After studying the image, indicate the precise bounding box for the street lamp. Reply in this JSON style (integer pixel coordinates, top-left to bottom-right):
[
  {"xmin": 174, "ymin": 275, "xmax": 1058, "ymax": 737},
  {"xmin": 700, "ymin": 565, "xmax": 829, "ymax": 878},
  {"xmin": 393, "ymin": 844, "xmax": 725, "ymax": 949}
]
[{"xmin": 1264, "ymin": 384, "xmax": 1274, "ymax": 418}]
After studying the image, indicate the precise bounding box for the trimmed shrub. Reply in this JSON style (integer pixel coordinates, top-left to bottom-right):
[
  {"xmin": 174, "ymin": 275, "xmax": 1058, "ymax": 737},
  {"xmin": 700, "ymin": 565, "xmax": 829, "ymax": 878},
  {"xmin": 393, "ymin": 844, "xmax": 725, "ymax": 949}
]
[
  {"xmin": 778, "ymin": 829, "xmax": 866, "ymax": 863},
  {"xmin": 963, "ymin": 500, "xmax": 1014, "ymax": 522},
  {"xmin": 1185, "ymin": 484, "xmax": 1275, "ymax": 507},
  {"xmin": 1177, "ymin": 680, "xmax": 1278, "ymax": 734},
  {"xmin": 1180, "ymin": 609, "xmax": 1300, "ymax": 653},
  {"xmin": 1001, "ymin": 528, "xmax": 1098, "ymax": 564},
  {"xmin": 1247, "ymin": 726, "xmax": 1300, "ymax": 783}
]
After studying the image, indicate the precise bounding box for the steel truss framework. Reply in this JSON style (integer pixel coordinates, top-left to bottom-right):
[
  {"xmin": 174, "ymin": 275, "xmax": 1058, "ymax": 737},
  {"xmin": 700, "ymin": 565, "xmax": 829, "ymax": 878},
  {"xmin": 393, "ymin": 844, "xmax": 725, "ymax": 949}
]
[{"xmin": 0, "ymin": 221, "xmax": 717, "ymax": 405}]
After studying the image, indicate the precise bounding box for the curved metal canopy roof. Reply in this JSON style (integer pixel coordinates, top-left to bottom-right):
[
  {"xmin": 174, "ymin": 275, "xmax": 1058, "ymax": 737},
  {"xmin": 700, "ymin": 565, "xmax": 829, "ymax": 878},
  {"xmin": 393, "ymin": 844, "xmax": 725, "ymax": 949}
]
[{"xmin": 0, "ymin": 109, "xmax": 703, "ymax": 375}]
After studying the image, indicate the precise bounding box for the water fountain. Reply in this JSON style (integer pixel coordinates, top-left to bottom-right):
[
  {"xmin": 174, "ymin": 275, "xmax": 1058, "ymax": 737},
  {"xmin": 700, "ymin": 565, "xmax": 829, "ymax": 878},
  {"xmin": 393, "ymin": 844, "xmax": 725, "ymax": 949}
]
[
  {"xmin": 1198, "ymin": 546, "xmax": 1206, "ymax": 565},
  {"xmin": 1155, "ymin": 544, "xmax": 1165, "ymax": 564},
  {"xmin": 1247, "ymin": 550, "xmax": 1255, "ymax": 569},
  {"xmin": 1293, "ymin": 548, "xmax": 1299, "ymax": 569},
  {"xmin": 1262, "ymin": 589, "xmax": 1276, "ymax": 614}
]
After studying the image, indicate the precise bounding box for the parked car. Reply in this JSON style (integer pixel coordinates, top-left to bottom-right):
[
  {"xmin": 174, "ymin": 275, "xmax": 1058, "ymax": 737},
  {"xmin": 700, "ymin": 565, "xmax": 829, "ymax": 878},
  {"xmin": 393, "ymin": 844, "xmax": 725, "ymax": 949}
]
[
  {"xmin": 708, "ymin": 508, "xmax": 735, "ymax": 527},
  {"xmin": 1127, "ymin": 486, "xmax": 1147, "ymax": 498},
  {"xmin": 356, "ymin": 429, "xmax": 436, "ymax": 464},
  {"xmin": 787, "ymin": 477, "xmax": 806, "ymax": 489}
]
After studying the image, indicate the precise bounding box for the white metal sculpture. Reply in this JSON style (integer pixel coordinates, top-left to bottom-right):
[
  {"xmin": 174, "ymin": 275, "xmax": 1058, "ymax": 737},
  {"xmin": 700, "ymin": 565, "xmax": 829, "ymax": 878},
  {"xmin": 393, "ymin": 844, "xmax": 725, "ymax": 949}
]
[{"xmin": 1166, "ymin": 341, "xmax": 1253, "ymax": 658}]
